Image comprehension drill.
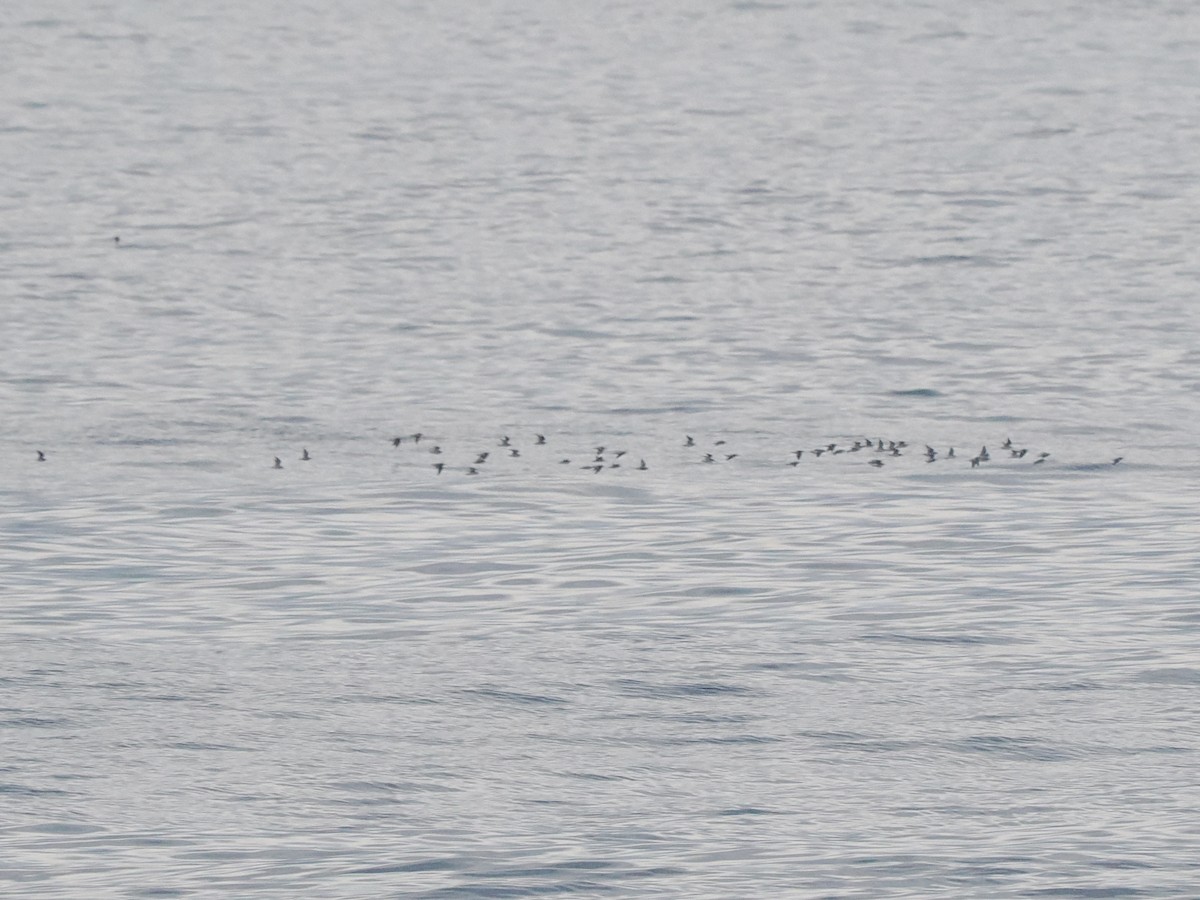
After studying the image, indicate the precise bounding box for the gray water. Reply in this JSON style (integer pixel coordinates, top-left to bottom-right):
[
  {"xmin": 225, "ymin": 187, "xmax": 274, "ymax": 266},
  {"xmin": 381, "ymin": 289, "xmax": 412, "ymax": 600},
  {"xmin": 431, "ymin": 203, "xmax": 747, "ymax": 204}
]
[{"xmin": 3, "ymin": 1, "xmax": 1200, "ymax": 897}]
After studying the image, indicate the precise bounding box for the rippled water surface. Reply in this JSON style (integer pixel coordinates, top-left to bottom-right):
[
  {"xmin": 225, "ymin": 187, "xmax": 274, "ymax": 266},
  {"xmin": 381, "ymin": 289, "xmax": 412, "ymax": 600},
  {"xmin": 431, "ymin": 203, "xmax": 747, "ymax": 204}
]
[{"xmin": 3, "ymin": 1, "xmax": 1200, "ymax": 897}]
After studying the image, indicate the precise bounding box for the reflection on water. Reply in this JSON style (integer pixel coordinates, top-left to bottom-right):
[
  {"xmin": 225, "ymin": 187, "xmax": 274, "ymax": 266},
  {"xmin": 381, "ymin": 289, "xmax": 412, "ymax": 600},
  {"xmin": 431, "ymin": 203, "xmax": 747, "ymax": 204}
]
[{"xmin": 4, "ymin": 445, "xmax": 1196, "ymax": 896}]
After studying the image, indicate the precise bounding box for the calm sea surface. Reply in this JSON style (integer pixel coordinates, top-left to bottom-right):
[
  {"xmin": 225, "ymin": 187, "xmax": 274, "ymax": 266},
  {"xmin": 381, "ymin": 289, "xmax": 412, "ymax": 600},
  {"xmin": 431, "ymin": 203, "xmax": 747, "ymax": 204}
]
[{"xmin": 3, "ymin": 2, "xmax": 1200, "ymax": 897}]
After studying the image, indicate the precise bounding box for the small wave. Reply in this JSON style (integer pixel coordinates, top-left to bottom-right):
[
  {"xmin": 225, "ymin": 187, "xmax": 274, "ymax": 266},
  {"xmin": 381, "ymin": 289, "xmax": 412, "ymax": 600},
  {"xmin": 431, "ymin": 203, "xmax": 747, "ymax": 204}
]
[{"xmin": 463, "ymin": 687, "xmax": 569, "ymax": 706}]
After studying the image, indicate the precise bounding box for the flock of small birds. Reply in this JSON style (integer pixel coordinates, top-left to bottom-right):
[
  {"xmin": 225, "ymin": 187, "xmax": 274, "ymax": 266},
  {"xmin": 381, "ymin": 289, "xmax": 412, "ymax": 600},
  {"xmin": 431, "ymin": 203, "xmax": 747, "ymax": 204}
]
[
  {"xmin": 193, "ymin": 432, "xmax": 1122, "ymax": 475},
  {"xmin": 26, "ymin": 434, "xmax": 1124, "ymax": 474},
  {"xmin": 380, "ymin": 431, "xmax": 655, "ymax": 477}
]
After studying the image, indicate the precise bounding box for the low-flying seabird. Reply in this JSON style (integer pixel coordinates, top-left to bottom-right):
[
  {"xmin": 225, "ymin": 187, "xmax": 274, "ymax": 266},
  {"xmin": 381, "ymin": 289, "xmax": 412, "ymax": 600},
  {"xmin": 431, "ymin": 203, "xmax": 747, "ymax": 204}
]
[
  {"xmin": 37, "ymin": 450, "xmax": 46, "ymax": 462},
  {"xmin": 301, "ymin": 449, "xmax": 310, "ymax": 461},
  {"xmin": 273, "ymin": 457, "xmax": 283, "ymax": 469}
]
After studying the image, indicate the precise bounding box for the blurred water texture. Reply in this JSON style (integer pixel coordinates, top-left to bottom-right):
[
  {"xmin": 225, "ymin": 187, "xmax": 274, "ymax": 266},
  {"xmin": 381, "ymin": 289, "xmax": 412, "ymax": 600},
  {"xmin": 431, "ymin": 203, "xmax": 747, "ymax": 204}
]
[{"xmin": 2, "ymin": 1, "xmax": 1199, "ymax": 896}]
